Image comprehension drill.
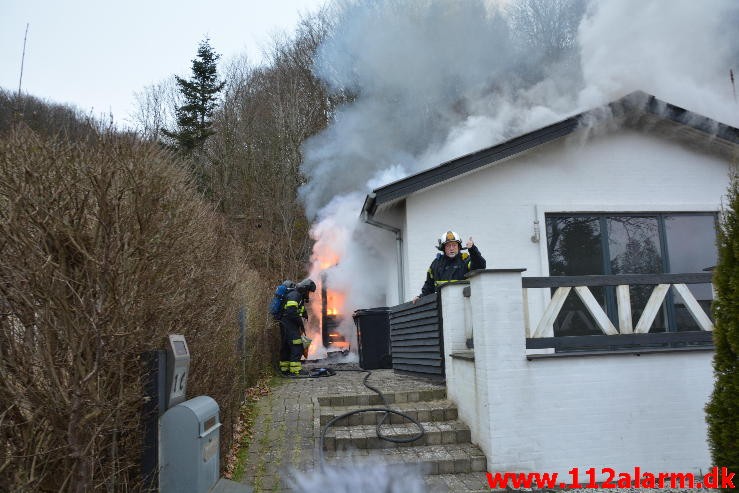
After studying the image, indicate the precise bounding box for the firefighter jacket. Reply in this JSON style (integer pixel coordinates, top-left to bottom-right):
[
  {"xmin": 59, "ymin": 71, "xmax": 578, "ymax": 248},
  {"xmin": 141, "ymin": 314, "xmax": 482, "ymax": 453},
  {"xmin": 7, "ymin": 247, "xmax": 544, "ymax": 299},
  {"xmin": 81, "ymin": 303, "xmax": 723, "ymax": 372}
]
[
  {"xmin": 420, "ymin": 245, "xmax": 486, "ymax": 296},
  {"xmin": 281, "ymin": 288, "xmax": 307, "ymax": 335}
]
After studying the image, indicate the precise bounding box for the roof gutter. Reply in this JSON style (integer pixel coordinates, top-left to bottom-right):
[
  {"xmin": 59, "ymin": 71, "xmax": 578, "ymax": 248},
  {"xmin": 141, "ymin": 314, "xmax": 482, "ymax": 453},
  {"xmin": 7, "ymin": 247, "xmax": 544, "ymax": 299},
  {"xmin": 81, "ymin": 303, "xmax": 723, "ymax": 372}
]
[{"xmin": 361, "ymin": 193, "xmax": 404, "ymax": 303}]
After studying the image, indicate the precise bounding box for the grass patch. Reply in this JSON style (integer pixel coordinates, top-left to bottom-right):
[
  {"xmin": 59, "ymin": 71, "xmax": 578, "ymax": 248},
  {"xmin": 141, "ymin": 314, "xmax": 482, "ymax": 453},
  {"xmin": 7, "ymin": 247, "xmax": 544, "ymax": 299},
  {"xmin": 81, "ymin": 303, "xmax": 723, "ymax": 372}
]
[
  {"xmin": 224, "ymin": 375, "xmax": 273, "ymax": 481},
  {"xmin": 253, "ymin": 396, "xmax": 275, "ymax": 492}
]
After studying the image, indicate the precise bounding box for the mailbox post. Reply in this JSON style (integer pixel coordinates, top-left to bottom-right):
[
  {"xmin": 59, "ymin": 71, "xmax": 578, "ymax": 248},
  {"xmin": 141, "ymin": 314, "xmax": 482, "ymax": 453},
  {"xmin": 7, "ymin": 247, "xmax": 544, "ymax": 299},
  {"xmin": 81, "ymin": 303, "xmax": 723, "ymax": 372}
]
[{"xmin": 165, "ymin": 334, "xmax": 190, "ymax": 409}]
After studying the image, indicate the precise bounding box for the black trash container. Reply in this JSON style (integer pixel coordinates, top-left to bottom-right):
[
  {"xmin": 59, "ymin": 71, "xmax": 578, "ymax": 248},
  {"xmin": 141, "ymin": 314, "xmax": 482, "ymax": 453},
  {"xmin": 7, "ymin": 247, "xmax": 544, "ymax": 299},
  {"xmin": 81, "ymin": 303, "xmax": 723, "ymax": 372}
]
[{"xmin": 352, "ymin": 307, "xmax": 391, "ymax": 370}]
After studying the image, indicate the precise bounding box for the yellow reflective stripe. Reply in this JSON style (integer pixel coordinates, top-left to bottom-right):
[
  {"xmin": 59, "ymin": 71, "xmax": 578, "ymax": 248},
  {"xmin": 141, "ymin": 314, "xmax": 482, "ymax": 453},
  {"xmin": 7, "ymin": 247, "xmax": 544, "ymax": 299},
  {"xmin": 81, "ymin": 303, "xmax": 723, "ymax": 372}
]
[
  {"xmin": 279, "ymin": 361, "xmax": 289, "ymax": 370},
  {"xmin": 292, "ymin": 338, "xmax": 303, "ymax": 344},
  {"xmin": 284, "ymin": 300, "xmax": 299, "ymax": 308},
  {"xmin": 434, "ymin": 279, "xmax": 461, "ymax": 287},
  {"xmin": 467, "ymin": 261, "xmax": 471, "ymax": 269},
  {"xmin": 428, "ymin": 268, "xmax": 433, "ymax": 279}
]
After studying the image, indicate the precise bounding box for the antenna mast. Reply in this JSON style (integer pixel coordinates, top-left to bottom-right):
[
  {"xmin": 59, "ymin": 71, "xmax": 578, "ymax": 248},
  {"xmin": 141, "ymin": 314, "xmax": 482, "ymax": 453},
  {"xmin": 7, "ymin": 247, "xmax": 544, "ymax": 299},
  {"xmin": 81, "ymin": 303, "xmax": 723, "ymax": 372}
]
[{"xmin": 18, "ymin": 23, "xmax": 29, "ymax": 97}]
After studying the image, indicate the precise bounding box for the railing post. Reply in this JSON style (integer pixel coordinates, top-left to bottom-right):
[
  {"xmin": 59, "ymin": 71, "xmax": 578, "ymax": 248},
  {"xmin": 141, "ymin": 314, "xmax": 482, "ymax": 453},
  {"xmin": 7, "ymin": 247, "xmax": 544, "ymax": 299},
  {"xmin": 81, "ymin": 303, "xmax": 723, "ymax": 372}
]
[
  {"xmin": 465, "ymin": 268, "xmax": 527, "ymax": 465},
  {"xmin": 439, "ymin": 283, "xmax": 468, "ymax": 353},
  {"xmin": 439, "ymin": 283, "xmax": 468, "ymax": 389}
]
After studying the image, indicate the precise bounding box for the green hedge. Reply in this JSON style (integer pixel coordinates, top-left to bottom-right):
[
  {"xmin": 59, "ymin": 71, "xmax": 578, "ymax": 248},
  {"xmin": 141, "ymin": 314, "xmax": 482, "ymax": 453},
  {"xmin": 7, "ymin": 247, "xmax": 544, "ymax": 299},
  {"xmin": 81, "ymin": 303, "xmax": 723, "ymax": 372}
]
[{"xmin": 706, "ymin": 173, "xmax": 739, "ymax": 492}]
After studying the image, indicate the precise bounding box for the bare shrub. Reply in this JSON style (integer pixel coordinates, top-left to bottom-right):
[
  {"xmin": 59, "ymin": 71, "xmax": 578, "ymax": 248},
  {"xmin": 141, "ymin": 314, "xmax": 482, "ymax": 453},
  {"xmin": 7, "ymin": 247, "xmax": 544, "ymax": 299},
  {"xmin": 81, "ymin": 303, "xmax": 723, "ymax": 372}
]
[
  {"xmin": 0, "ymin": 125, "xmax": 252, "ymax": 492},
  {"xmin": 0, "ymin": 88, "xmax": 106, "ymax": 140}
]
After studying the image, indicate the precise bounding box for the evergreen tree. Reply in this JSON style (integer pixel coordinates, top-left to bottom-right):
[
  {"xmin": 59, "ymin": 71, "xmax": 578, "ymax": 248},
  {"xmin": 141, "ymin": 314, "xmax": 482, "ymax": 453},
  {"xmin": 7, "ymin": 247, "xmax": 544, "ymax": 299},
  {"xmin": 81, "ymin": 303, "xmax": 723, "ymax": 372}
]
[
  {"xmin": 706, "ymin": 172, "xmax": 739, "ymax": 492},
  {"xmin": 164, "ymin": 38, "xmax": 225, "ymax": 153}
]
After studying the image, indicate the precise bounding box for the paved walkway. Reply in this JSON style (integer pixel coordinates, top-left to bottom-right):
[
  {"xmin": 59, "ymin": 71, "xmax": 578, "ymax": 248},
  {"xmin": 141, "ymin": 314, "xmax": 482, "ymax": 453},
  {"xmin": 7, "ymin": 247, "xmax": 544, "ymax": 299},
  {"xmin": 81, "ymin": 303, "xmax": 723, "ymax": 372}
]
[{"xmin": 236, "ymin": 364, "xmax": 490, "ymax": 492}]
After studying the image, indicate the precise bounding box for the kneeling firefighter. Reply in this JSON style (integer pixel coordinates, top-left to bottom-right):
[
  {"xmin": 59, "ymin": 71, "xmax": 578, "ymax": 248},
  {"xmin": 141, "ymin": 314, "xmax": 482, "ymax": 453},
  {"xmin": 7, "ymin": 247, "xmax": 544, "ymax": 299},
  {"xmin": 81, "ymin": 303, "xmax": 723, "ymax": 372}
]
[{"xmin": 279, "ymin": 278, "xmax": 316, "ymax": 376}]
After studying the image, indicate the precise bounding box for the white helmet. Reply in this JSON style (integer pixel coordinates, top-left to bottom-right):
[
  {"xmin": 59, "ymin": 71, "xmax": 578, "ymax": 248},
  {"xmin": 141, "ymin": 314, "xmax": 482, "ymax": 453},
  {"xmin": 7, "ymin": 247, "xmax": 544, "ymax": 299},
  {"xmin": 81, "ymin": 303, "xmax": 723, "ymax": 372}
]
[{"xmin": 436, "ymin": 230, "xmax": 462, "ymax": 251}]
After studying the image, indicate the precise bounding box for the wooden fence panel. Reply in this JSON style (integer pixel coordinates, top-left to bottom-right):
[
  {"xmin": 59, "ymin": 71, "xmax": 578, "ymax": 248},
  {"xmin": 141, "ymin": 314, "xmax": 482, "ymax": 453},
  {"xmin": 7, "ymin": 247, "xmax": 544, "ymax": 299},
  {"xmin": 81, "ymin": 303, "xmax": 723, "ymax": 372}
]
[{"xmin": 389, "ymin": 294, "xmax": 444, "ymax": 378}]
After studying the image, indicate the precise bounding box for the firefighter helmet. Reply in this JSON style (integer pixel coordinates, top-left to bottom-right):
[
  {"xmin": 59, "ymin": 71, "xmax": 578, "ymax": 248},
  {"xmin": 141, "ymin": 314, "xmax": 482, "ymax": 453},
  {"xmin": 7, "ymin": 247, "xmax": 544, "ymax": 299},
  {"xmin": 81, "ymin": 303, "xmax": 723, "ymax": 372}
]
[
  {"xmin": 296, "ymin": 278, "xmax": 316, "ymax": 294},
  {"xmin": 437, "ymin": 230, "xmax": 462, "ymax": 251}
]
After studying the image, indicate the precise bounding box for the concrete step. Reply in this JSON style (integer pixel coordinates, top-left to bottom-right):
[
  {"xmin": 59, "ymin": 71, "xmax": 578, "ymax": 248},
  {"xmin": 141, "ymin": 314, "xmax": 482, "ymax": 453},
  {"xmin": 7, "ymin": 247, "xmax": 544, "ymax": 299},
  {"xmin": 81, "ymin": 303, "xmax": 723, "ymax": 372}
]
[
  {"xmin": 316, "ymin": 388, "xmax": 446, "ymax": 407},
  {"xmin": 424, "ymin": 472, "xmax": 492, "ymax": 492},
  {"xmin": 323, "ymin": 420, "xmax": 471, "ymax": 451},
  {"xmin": 322, "ymin": 442, "xmax": 487, "ymax": 475},
  {"xmin": 319, "ymin": 399, "xmax": 458, "ymax": 426}
]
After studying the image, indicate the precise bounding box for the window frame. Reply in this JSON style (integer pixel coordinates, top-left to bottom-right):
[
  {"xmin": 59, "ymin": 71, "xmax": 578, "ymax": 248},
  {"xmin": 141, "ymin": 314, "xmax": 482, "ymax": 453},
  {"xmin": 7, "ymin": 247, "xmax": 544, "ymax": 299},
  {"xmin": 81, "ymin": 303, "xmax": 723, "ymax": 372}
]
[{"xmin": 544, "ymin": 211, "xmax": 718, "ymax": 333}]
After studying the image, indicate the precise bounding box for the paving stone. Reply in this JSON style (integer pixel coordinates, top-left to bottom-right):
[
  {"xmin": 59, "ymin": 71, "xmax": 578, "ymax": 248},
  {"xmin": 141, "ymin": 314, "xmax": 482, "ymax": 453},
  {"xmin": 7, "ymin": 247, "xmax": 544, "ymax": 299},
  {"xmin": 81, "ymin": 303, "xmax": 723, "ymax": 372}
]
[
  {"xmin": 425, "ymin": 475, "xmax": 453, "ymax": 492},
  {"xmin": 236, "ymin": 365, "xmax": 485, "ymax": 493}
]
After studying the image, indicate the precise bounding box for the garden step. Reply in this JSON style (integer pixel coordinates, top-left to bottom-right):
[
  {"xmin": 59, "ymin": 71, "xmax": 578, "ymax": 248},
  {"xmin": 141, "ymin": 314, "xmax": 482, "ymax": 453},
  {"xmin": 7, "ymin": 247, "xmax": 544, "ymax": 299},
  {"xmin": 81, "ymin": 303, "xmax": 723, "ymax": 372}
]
[
  {"xmin": 323, "ymin": 419, "xmax": 472, "ymax": 451},
  {"xmin": 424, "ymin": 472, "xmax": 492, "ymax": 492},
  {"xmin": 319, "ymin": 399, "xmax": 458, "ymax": 426},
  {"xmin": 322, "ymin": 442, "xmax": 487, "ymax": 475},
  {"xmin": 316, "ymin": 388, "xmax": 446, "ymax": 407}
]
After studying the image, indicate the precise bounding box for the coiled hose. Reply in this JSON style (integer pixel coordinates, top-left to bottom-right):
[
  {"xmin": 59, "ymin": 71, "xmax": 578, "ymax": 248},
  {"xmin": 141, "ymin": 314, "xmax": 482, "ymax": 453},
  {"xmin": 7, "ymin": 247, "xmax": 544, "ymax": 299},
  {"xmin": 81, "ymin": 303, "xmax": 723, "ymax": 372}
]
[{"xmin": 318, "ymin": 369, "xmax": 425, "ymax": 468}]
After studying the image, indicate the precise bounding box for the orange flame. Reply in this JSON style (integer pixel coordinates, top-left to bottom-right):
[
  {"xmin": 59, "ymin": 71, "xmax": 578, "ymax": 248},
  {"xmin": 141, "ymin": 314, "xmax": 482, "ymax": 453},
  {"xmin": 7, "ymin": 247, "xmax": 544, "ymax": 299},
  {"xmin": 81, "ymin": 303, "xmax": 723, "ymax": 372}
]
[
  {"xmin": 325, "ymin": 289, "xmax": 345, "ymax": 317},
  {"xmin": 304, "ymin": 223, "xmax": 351, "ymax": 358},
  {"xmin": 319, "ymin": 255, "xmax": 340, "ymax": 270}
]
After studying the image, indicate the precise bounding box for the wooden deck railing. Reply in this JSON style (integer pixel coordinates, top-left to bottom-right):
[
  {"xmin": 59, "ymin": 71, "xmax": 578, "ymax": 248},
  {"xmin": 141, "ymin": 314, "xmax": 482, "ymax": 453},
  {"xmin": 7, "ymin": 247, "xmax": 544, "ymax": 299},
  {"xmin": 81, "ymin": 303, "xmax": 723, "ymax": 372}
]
[{"xmin": 522, "ymin": 273, "xmax": 714, "ymax": 351}]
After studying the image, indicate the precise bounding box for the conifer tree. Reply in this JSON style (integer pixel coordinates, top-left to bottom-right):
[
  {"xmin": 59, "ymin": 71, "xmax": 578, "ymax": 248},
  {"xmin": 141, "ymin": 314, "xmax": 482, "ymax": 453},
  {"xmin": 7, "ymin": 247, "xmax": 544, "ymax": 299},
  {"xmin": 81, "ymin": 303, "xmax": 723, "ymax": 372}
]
[
  {"xmin": 164, "ymin": 38, "xmax": 225, "ymax": 153},
  {"xmin": 706, "ymin": 172, "xmax": 739, "ymax": 492}
]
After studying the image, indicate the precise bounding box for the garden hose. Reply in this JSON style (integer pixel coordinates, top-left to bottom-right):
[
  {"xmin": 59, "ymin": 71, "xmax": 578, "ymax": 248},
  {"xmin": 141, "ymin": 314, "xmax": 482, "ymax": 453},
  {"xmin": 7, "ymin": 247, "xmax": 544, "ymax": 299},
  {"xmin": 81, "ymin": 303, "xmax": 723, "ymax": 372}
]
[{"xmin": 318, "ymin": 369, "xmax": 425, "ymax": 468}]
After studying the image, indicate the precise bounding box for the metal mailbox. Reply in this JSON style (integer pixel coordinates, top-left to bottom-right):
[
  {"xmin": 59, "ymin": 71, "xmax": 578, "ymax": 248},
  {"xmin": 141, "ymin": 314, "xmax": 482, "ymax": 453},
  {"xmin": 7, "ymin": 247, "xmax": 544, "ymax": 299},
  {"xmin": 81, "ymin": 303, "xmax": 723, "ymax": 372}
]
[{"xmin": 160, "ymin": 395, "xmax": 221, "ymax": 493}]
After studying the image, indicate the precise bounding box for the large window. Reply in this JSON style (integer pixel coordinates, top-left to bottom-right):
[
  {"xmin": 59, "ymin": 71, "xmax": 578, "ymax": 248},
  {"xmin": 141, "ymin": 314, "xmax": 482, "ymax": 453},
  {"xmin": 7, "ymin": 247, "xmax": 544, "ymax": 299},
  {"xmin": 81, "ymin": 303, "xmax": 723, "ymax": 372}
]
[{"xmin": 546, "ymin": 213, "xmax": 717, "ymax": 337}]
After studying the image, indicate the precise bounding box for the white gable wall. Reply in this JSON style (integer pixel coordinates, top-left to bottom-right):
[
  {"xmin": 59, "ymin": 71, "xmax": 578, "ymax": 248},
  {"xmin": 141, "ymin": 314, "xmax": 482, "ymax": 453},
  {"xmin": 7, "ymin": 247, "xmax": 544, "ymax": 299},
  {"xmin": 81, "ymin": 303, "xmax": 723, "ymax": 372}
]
[{"xmin": 401, "ymin": 128, "xmax": 729, "ymax": 308}]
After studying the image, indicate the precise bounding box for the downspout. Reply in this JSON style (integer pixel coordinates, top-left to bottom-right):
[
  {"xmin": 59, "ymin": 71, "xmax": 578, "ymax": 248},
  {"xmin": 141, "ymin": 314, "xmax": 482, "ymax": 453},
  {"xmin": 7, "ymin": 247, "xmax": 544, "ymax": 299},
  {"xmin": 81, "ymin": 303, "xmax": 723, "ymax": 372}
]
[{"xmin": 361, "ymin": 199, "xmax": 405, "ymax": 303}]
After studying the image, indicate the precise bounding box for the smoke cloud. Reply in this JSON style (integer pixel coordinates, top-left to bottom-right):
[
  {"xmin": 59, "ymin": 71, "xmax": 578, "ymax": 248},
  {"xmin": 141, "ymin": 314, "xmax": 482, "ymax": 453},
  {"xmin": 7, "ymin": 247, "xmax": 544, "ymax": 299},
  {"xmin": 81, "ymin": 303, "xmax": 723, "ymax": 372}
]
[
  {"xmin": 300, "ymin": 0, "xmax": 739, "ymax": 321},
  {"xmin": 288, "ymin": 461, "xmax": 427, "ymax": 492}
]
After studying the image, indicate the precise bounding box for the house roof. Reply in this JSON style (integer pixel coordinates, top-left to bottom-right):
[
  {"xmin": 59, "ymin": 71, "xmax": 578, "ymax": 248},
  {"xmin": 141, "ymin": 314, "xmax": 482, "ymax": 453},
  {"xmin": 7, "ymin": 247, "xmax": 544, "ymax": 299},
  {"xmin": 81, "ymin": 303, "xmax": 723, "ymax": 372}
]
[{"xmin": 361, "ymin": 91, "xmax": 739, "ymax": 218}]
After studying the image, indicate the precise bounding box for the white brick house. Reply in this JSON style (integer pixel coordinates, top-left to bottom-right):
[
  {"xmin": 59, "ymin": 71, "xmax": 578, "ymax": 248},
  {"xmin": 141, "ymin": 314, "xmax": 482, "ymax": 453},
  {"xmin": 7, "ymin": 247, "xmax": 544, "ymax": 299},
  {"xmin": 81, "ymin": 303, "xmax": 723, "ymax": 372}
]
[{"xmin": 359, "ymin": 92, "xmax": 738, "ymax": 478}]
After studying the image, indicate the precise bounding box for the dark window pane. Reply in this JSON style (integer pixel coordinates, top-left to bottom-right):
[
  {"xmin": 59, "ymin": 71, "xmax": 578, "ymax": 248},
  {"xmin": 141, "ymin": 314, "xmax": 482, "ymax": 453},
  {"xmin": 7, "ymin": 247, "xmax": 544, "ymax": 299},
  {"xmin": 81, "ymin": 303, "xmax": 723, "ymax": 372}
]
[
  {"xmin": 546, "ymin": 216, "xmax": 604, "ymax": 336},
  {"xmin": 546, "ymin": 216, "xmax": 603, "ymax": 275},
  {"xmin": 607, "ymin": 217, "xmax": 662, "ymax": 275},
  {"xmin": 665, "ymin": 215, "xmax": 717, "ymax": 331},
  {"xmin": 607, "ymin": 216, "xmax": 666, "ymax": 332}
]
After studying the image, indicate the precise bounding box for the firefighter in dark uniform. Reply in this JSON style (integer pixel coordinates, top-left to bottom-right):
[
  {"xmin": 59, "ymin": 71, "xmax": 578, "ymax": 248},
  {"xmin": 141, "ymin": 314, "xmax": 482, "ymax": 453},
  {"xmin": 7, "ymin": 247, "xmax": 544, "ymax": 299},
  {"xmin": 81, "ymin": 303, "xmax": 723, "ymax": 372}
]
[
  {"xmin": 279, "ymin": 278, "xmax": 316, "ymax": 376},
  {"xmin": 414, "ymin": 230, "xmax": 486, "ymax": 302}
]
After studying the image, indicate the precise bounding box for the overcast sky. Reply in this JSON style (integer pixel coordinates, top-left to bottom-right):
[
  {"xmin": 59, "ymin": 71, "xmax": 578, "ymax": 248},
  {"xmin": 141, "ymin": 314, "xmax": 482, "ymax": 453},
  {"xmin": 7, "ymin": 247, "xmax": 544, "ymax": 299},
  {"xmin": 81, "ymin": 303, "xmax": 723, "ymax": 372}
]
[{"xmin": 1, "ymin": 0, "xmax": 328, "ymax": 127}]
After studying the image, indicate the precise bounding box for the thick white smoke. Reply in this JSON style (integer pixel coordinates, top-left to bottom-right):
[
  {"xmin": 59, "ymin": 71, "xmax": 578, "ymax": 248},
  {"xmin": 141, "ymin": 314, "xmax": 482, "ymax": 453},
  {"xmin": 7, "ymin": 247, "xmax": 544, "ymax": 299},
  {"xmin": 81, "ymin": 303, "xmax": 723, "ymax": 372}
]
[
  {"xmin": 306, "ymin": 191, "xmax": 394, "ymax": 352},
  {"xmin": 288, "ymin": 461, "xmax": 427, "ymax": 493},
  {"xmin": 301, "ymin": 0, "xmax": 739, "ymax": 322},
  {"xmin": 577, "ymin": 0, "xmax": 739, "ymax": 121}
]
